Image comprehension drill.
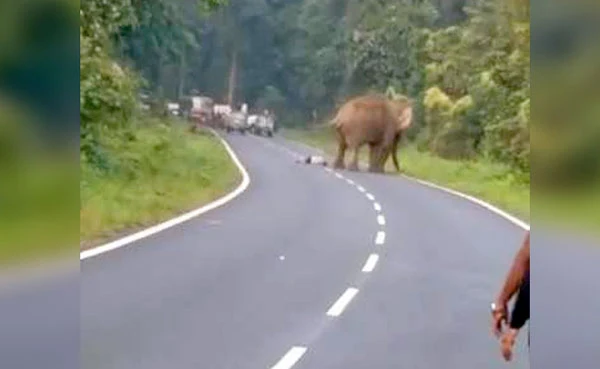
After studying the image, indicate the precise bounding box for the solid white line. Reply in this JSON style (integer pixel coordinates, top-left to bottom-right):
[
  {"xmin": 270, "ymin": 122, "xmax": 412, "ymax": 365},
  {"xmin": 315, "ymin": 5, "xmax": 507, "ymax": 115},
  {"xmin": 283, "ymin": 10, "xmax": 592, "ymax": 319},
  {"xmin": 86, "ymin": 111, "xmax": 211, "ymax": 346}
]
[
  {"xmin": 375, "ymin": 231, "xmax": 386, "ymax": 245},
  {"xmin": 357, "ymin": 186, "xmax": 366, "ymax": 192},
  {"xmin": 366, "ymin": 193, "xmax": 375, "ymax": 201},
  {"xmin": 373, "ymin": 202, "xmax": 382, "ymax": 212},
  {"xmin": 327, "ymin": 287, "xmax": 359, "ymax": 317},
  {"xmin": 287, "ymin": 140, "xmax": 530, "ymax": 231},
  {"xmin": 346, "ymin": 178, "xmax": 355, "ymax": 185},
  {"xmin": 271, "ymin": 346, "xmax": 307, "ymax": 369},
  {"xmin": 335, "ymin": 172, "xmax": 344, "ymax": 179},
  {"xmin": 402, "ymin": 175, "xmax": 529, "ymax": 230},
  {"xmin": 362, "ymin": 254, "xmax": 379, "ymax": 273},
  {"xmin": 80, "ymin": 130, "xmax": 251, "ymax": 261},
  {"xmin": 377, "ymin": 215, "xmax": 386, "ymax": 226}
]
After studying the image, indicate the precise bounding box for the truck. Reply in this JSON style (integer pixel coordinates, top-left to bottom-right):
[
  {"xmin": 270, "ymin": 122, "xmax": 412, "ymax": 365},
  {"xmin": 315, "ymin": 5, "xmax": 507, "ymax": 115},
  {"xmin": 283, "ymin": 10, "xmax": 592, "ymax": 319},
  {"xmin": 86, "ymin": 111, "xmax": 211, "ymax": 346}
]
[
  {"xmin": 180, "ymin": 95, "xmax": 214, "ymax": 129},
  {"xmin": 254, "ymin": 111, "xmax": 275, "ymax": 137},
  {"xmin": 224, "ymin": 111, "xmax": 248, "ymax": 134}
]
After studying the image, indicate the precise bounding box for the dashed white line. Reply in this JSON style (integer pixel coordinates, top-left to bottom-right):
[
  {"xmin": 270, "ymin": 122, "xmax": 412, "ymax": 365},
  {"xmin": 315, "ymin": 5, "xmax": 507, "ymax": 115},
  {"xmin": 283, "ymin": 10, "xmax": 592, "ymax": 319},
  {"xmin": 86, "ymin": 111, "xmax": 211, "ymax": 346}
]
[
  {"xmin": 357, "ymin": 186, "xmax": 366, "ymax": 193},
  {"xmin": 346, "ymin": 178, "xmax": 355, "ymax": 185},
  {"xmin": 324, "ymin": 167, "xmax": 333, "ymax": 173},
  {"xmin": 335, "ymin": 172, "xmax": 343, "ymax": 179},
  {"xmin": 271, "ymin": 346, "xmax": 307, "ymax": 369},
  {"xmin": 361, "ymin": 254, "xmax": 379, "ymax": 273},
  {"xmin": 377, "ymin": 215, "xmax": 386, "ymax": 225},
  {"xmin": 375, "ymin": 231, "xmax": 386, "ymax": 245},
  {"xmin": 373, "ymin": 202, "xmax": 382, "ymax": 212},
  {"xmin": 366, "ymin": 193, "xmax": 375, "ymax": 201},
  {"xmin": 326, "ymin": 287, "xmax": 359, "ymax": 317}
]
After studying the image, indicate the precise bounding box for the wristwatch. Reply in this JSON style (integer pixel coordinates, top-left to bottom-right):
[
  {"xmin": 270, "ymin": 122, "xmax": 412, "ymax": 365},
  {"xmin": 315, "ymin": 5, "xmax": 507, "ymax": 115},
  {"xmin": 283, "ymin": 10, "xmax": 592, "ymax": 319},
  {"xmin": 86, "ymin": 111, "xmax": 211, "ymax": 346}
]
[{"xmin": 491, "ymin": 302, "xmax": 504, "ymax": 314}]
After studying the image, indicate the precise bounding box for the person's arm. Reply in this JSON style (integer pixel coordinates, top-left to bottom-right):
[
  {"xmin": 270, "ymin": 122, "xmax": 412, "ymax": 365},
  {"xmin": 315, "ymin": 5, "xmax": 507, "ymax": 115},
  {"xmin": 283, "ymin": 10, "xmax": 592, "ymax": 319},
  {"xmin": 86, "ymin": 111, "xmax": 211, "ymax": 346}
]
[
  {"xmin": 509, "ymin": 270, "xmax": 530, "ymax": 330},
  {"xmin": 492, "ymin": 232, "xmax": 530, "ymax": 335},
  {"xmin": 500, "ymin": 271, "xmax": 530, "ymax": 361}
]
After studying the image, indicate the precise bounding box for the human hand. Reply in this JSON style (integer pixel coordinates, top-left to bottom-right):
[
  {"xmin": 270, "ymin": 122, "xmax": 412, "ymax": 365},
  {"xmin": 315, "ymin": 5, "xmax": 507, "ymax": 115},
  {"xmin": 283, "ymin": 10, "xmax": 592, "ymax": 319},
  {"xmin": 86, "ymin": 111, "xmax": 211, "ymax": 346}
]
[
  {"xmin": 491, "ymin": 303, "xmax": 507, "ymax": 337},
  {"xmin": 500, "ymin": 328, "xmax": 519, "ymax": 361}
]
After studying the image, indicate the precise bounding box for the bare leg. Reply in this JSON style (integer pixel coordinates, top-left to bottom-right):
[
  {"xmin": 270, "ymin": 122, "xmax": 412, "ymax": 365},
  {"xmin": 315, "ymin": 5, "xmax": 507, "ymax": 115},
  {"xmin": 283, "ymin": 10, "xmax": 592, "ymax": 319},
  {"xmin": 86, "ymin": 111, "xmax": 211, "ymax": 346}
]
[
  {"xmin": 348, "ymin": 145, "xmax": 360, "ymax": 171},
  {"xmin": 333, "ymin": 137, "xmax": 347, "ymax": 169}
]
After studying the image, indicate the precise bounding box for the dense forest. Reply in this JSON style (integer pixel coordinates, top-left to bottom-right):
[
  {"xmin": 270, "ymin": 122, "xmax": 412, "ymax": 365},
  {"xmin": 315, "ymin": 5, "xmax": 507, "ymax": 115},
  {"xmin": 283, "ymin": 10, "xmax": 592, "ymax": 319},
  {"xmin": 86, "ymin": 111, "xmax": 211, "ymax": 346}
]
[
  {"xmin": 80, "ymin": 0, "xmax": 600, "ymax": 190},
  {"xmin": 81, "ymin": 0, "xmax": 533, "ymax": 180}
]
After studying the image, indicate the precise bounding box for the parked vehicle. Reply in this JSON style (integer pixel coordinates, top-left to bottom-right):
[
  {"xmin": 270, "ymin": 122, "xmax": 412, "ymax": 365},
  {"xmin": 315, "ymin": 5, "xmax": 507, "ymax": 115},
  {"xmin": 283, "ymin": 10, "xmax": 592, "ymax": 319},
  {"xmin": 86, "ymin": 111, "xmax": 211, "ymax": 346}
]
[
  {"xmin": 247, "ymin": 114, "xmax": 259, "ymax": 133},
  {"xmin": 225, "ymin": 111, "xmax": 248, "ymax": 134},
  {"xmin": 213, "ymin": 104, "xmax": 232, "ymax": 130},
  {"xmin": 255, "ymin": 114, "xmax": 274, "ymax": 137},
  {"xmin": 166, "ymin": 102, "xmax": 181, "ymax": 117},
  {"xmin": 190, "ymin": 96, "xmax": 214, "ymax": 125}
]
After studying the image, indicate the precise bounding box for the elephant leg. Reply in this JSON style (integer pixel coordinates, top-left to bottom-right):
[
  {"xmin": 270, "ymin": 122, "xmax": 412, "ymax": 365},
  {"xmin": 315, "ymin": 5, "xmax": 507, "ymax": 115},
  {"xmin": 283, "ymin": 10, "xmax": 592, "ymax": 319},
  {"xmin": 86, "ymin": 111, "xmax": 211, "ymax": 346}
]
[
  {"xmin": 333, "ymin": 137, "xmax": 347, "ymax": 169},
  {"xmin": 379, "ymin": 145, "xmax": 393, "ymax": 173},
  {"xmin": 369, "ymin": 144, "xmax": 384, "ymax": 173},
  {"xmin": 368, "ymin": 143, "xmax": 376, "ymax": 170},
  {"xmin": 347, "ymin": 144, "xmax": 360, "ymax": 171}
]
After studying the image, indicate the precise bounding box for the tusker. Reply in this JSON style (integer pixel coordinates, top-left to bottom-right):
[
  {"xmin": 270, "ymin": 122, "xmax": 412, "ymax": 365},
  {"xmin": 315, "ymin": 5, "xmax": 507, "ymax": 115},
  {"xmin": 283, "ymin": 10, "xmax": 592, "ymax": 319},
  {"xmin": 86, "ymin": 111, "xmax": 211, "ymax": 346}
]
[{"xmin": 331, "ymin": 94, "xmax": 413, "ymax": 173}]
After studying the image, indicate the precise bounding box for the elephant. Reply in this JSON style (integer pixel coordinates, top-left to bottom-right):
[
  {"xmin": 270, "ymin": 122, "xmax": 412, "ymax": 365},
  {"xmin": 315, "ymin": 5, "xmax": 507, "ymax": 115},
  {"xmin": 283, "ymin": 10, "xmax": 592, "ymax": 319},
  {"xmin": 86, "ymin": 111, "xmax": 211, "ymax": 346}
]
[{"xmin": 331, "ymin": 94, "xmax": 413, "ymax": 173}]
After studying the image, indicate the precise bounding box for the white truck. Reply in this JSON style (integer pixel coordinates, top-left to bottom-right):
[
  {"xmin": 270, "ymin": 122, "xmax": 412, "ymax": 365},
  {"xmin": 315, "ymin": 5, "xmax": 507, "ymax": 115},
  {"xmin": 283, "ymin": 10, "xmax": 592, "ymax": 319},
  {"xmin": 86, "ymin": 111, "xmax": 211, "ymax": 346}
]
[
  {"xmin": 255, "ymin": 114, "xmax": 275, "ymax": 137},
  {"xmin": 224, "ymin": 111, "xmax": 248, "ymax": 134},
  {"xmin": 247, "ymin": 114, "xmax": 259, "ymax": 133}
]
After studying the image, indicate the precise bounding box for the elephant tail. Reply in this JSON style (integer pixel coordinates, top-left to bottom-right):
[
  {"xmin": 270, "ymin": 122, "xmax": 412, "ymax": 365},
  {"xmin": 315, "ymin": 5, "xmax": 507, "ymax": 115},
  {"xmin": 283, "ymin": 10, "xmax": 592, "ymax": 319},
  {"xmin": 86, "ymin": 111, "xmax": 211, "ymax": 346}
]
[{"xmin": 391, "ymin": 133, "xmax": 402, "ymax": 172}]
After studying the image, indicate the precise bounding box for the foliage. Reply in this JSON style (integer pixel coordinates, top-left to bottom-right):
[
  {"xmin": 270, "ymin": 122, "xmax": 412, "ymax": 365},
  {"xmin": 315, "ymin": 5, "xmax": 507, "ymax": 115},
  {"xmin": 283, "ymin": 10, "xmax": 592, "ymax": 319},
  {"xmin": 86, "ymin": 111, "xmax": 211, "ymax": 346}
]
[
  {"xmin": 189, "ymin": 0, "xmax": 530, "ymax": 181},
  {"xmin": 79, "ymin": 0, "xmax": 241, "ymax": 247},
  {"xmin": 420, "ymin": 0, "xmax": 530, "ymax": 175},
  {"xmin": 81, "ymin": 121, "xmax": 239, "ymax": 242}
]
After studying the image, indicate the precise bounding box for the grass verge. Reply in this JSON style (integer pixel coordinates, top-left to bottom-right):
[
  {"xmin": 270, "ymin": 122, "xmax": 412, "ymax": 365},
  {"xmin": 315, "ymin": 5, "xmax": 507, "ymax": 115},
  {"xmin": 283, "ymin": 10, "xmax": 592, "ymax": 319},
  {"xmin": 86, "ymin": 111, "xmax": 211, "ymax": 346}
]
[
  {"xmin": 80, "ymin": 120, "xmax": 240, "ymax": 247},
  {"xmin": 285, "ymin": 127, "xmax": 531, "ymax": 222}
]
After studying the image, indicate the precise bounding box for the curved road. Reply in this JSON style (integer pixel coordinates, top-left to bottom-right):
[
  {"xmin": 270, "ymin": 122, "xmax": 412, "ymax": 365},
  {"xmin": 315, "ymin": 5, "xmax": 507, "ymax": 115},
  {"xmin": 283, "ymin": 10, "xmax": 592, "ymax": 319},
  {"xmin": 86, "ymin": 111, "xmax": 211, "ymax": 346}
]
[
  {"xmin": 4, "ymin": 133, "xmax": 599, "ymax": 368},
  {"xmin": 81, "ymin": 133, "xmax": 530, "ymax": 369}
]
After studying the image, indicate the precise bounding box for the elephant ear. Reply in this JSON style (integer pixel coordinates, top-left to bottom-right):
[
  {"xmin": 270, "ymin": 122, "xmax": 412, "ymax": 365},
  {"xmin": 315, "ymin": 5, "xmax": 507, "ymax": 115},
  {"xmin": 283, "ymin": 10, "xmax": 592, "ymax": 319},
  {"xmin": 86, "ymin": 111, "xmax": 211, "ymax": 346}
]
[
  {"xmin": 388, "ymin": 95, "xmax": 413, "ymax": 132},
  {"xmin": 396, "ymin": 101, "xmax": 413, "ymax": 131}
]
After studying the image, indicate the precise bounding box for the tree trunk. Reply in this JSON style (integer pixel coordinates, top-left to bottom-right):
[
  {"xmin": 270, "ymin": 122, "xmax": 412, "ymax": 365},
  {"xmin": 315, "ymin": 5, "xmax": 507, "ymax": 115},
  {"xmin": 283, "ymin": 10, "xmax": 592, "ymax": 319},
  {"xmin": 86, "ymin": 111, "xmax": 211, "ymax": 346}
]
[
  {"xmin": 227, "ymin": 48, "xmax": 237, "ymax": 107},
  {"xmin": 177, "ymin": 51, "xmax": 186, "ymax": 99}
]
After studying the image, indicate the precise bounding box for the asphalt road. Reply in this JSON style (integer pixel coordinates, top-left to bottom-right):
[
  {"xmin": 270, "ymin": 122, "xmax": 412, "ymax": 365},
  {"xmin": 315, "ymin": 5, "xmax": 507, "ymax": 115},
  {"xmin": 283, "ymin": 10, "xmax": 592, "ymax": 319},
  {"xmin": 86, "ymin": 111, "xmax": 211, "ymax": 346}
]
[
  {"xmin": 81, "ymin": 133, "xmax": 531, "ymax": 369},
  {"xmin": 2, "ymin": 132, "xmax": 598, "ymax": 368}
]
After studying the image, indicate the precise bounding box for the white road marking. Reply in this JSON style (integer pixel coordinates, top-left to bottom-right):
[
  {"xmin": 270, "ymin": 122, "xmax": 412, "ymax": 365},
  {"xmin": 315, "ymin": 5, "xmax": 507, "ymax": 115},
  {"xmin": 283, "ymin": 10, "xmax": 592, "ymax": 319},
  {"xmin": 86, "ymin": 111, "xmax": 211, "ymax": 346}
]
[
  {"xmin": 80, "ymin": 129, "xmax": 251, "ymax": 261},
  {"xmin": 357, "ymin": 186, "xmax": 366, "ymax": 192},
  {"xmin": 326, "ymin": 287, "xmax": 359, "ymax": 317},
  {"xmin": 401, "ymin": 176, "xmax": 529, "ymax": 230},
  {"xmin": 287, "ymin": 141, "xmax": 529, "ymax": 231},
  {"xmin": 335, "ymin": 172, "xmax": 343, "ymax": 179},
  {"xmin": 362, "ymin": 254, "xmax": 379, "ymax": 273},
  {"xmin": 279, "ymin": 256, "xmax": 285, "ymax": 261},
  {"xmin": 271, "ymin": 346, "xmax": 307, "ymax": 369},
  {"xmin": 346, "ymin": 179, "xmax": 355, "ymax": 185},
  {"xmin": 377, "ymin": 215, "xmax": 386, "ymax": 226},
  {"xmin": 366, "ymin": 193, "xmax": 375, "ymax": 201},
  {"xmin": 375, "ymin": 231, "xmax": 386, "ymax": 245},
  {"xmin": 373, "ymin": 202, "xmax": 382, "ymax": 212},
  {"xmin": 324, "ymin": 167, "xmax": 333, "ymax": 173}
]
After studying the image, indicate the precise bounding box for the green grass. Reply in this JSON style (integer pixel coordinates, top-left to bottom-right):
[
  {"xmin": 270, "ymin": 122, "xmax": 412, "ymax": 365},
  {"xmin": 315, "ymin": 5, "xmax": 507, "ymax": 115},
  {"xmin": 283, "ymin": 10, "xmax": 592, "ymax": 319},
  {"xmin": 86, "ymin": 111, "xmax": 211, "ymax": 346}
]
[
  {"xmin": 80, "ymin": 120, "xmax": 240, "ymax": 246},
  {"xmin": 285, "ymin": 127, "xmax": 531, "ymax": 222},
  {"xmin": 0, "ymin": 156, "xmax": 78, "ymax": 265}
]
